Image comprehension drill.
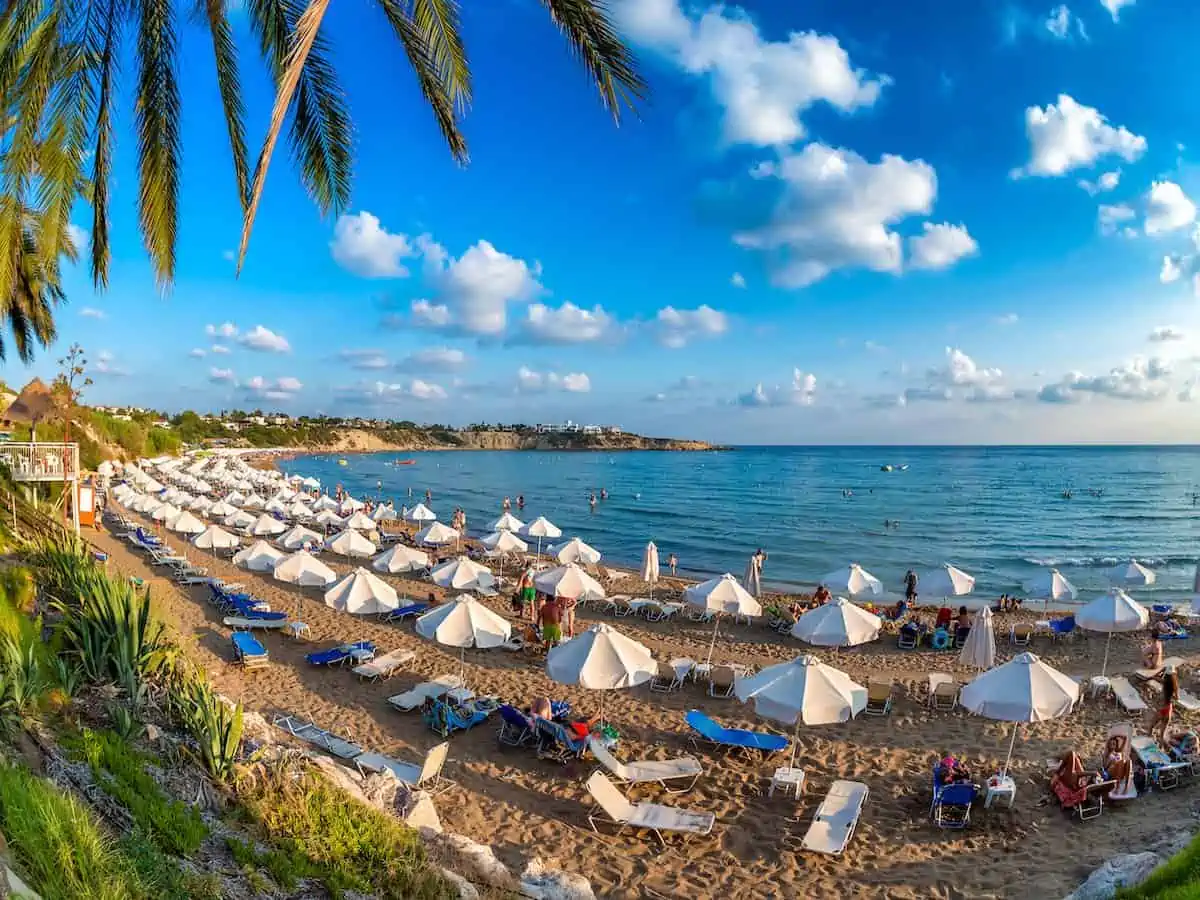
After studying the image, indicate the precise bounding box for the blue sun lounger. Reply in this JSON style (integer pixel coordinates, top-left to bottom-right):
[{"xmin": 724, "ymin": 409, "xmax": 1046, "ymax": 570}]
[
  {"xmin": 305, "ymin": 640, "xmax": 375, "ymax": 667},
  {"xmin": 231, "ymin": 632, "xmax": 269, "ymax": 668},
  {"xmin": 384, "ymin": 602, "xmax": 429, "ymax": 623},
  {"xmin": 685, "ymin": 710, "xmax": 789, "ymax": 758}
]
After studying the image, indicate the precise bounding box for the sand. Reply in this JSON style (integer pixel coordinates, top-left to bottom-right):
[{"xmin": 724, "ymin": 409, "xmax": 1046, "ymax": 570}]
[{"xmin": 90, "ymin": 514, "xmax": 1199, "ymax": 900}]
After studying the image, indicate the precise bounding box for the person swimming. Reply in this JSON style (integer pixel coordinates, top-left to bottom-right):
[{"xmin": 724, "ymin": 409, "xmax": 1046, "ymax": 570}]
[
  {"xmin": 588, "ymin": 493, "xmax": 597, "ymax": 509},
  {"xmin": 600, "ymin": 487, "xmax": 608, "ymax": 501}
]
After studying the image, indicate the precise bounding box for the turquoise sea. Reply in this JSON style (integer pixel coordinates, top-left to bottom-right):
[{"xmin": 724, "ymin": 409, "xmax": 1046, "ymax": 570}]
[{"xmin": 278, "ymin": 446, "xmax": 1200, "ymax": 605}]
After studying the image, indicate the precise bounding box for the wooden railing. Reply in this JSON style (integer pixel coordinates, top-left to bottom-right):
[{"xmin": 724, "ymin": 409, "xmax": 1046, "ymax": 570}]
[{"xmin": 0, "ymin": 442, "xmax": 79, "ymax": 482}]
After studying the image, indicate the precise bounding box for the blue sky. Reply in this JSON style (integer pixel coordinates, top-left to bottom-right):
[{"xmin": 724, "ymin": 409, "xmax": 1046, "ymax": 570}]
[{"xmin": 11, "ymin": 0, "xmax": 1200, "ymax": 443}]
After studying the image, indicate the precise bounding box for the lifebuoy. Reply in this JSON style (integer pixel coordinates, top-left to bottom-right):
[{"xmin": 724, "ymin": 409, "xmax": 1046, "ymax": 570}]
[{"xmin": 931, "ymin": 629, "xmax": 951, "ymax": 650}]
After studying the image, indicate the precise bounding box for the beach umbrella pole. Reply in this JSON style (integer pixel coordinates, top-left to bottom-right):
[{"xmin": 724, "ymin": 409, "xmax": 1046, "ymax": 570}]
[
  {"xmin": 789, "ymin": 721, "xmax": 800, "ymax": 770},
  {"xmin": 1101, "ymin": 631, "xmax": 1112, "ymax": 677},
  {"xmin": 705, "ymin": 617, "xmax": 720, "ymax": 668},
  {"xmin": 1001, "ymin": 723, "xmax": 1019, "ymax": 779}
]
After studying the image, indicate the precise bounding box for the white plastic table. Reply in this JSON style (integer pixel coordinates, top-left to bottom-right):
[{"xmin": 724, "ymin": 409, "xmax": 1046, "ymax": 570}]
[
  {"xmin": 1089, "ymin": 675, "xmax": 1112, "ymax": 700},
  {"xmin": 768, "ymin": 766, "xmax": 806, "ymax": 799},
  {"xmin": 984, "ymin": 775, "xmax": 1016, "ymax": 808}
]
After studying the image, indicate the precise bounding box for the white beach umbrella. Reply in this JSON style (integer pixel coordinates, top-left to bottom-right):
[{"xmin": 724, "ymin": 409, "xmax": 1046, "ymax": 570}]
[
  {"xmin": 150, "ymin": 502, "xmax": 180, "ymax": 523},
  {"xmin": 553, "ymin": 537, "xmax": 601, "ymax": 566},
  {"xmin": 313, "ymin": 509, "xmax": 346, "ymax": 530},
  {"xmin": 325, "ymin": 528, "xmax": 377, "ymax": 558},
  {"xmin": 735, "ymin": 654, "xmax": 867, "ymax": 767},
  {"xmin": 919, "ymin": 564, "xmax": 976, "ymax": 600},
  {"xmin": 168, "ymin": 510, "xmax": 206, "ymax": 535},
  {"xmin": 372, "ymin": 544, "xmax": 430, "ymax": 574},
  {"xmin": 97, "ymin": 460, "xmax": 115, "ymax": 477},
  {"xmin": 273, "ymin": 550, "xmax": 337, "ymax": 587},
  {"xmin": 371, "ymin": 504, "xmax": 397, "ymax": 523},
  {"xmin": 189, "ymin": 495, "xmax": 213, "ymax": 513},
  {"xmin": 431, "ymin": 556, "xmax": 495, "ymax": 593},
  {"xmin": 686, "ymin": 573, "xmax": 763, "ymax": 666},
  {"xmin": 241, "ymin": 493, "xmax": 267, "ymax": 510},
  {"xmin": 224, "ymin": 509, "xmax": 258, "ymax": 530},
  {"xmin": 491, "ymin": 512, "xmax": 524, "ymax": 532},
  {"xmin": 340, "ymin": 496, "xmax": 365, "ymax": 515},
  {"xmin": 234, "ymin": 479, "xmax": 254, "ymax": 492},
  {"xmin": 416, "ymin": 596, "xmax": 512, "ymax": 683},
  {"xmin": 743, "ymin": 555, "xmax": 763, "ymax": 598},
  {"xmin": 521, "ymin": 516, "xmax": 561, "ymax": 558},
  {"xmin": 344, "ymin": 511, "xmax": 376, "ymax": 531},
  {"xmin": 142, "ymin": 478, "xmax": 164, "ymax": 493},
  {"xmin": 535, "ymin": 563, "xmax": 605, "ymax": 602},
  {"xmin": 791, "ymin": 597, "xmax": 881, "ymax": 649},
  {"xmin": 641, "ymin": 541, "xmax": 660, "ymax": 597},
  {"xmin": 1107, "ymin": 559, "xmax": 1157, "ymax": 588},
  {"xmin": 224, "ymin": 491, "xmax": 246, "ymax": 507},
  {"xmin": 302, "ymin": 476, "xmax": 320, "ymax": 489},
  {"xmin": 1077, "ymin": 588, "xmax": 1150, "ymax": 676},
  {"xmin": 208, "ymin": 500, "xmax": 236, "ymax": 519},
  {"xmin": 482, "ymin": 530, "xmax": 528, "ymax": 553},
  {"xmin": 545, "ymin": 623, "xmax": 655, "ymax": 723},
  {"xmin": 406, "ymin": 502, "xmax": 437, "ymax": 524},
  {"xmin": 959, "ymin": 652, "xmax": 1079, "ymax": 778},
  {"xmin": 193, "ymin": 479, "xmax": 213, "ymax": 494},
  {"xmin": 313, "ymin": 495, "xmax": 339, "ymax": 512},
  {"xmin": 250, "ymin": 513, "xmax": 287, "ymax": 537},
  {"xmin": 234, "ymin": 540, "xmax": 286, "ymax": 572},
  {"xmin": 415, "ymin": 521, "xmax": 460, "ymax": 547},
  {"xmin": 324, "ymin": 567, "xmax": 399, "ymax": 615},
  {"xmin": 819, "ymin": 564, "xmax": 883, "ymax": 598},
  {"xmin": 278, "ymin": 524, "xmax": 322, "ymax": 551},
  {"xmin": 288, "ymin": 501, "xmax": 314, "ymax": 520},
  {"xmin": 1024, "ymin": 568, "xmax": 1078, "ymax": 602},
  {"xmin": 264, "ymin": 498, "xmax": 289, "ymax": 515},
  {"xmin": 193, "ymin": 524, "xmax": 239, "ymax": 551},
  {"xmin": 959, "ymin": 606, "xmax": 996, "ymax": 670}
]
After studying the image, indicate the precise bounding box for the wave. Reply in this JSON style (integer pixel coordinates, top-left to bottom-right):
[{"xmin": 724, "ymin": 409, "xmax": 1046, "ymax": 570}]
[{"xmin": 1020, "ymin": 555, "xmax": 1186, "ymax": 567}]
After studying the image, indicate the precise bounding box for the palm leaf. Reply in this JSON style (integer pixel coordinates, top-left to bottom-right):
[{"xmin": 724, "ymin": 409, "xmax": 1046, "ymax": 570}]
[
  {"xmin": 536, "ymin": 0, "xmax": 644, "ymax": 118},
  {"xmin": 89, "ymin": 9, "xmax": 118, "ymax": 289},
  {"xmin": 197, "ymin": 0, "xmax": 250, "ymax": 211}
]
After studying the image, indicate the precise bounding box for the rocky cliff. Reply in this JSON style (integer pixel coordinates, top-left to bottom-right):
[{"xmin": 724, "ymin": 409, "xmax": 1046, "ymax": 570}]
[{"xmin": 318, "ymin": 429, "xmax": 716, "ymax": 453}]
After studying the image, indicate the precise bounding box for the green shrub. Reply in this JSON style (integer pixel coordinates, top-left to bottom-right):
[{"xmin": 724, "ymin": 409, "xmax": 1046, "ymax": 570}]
[
  {"xmin": 169, "ymin": 673, "xmax": 243, "ymax": 783},
  {"xmin": 1118, "ymin": 833, "xmax": 1200, "ymax": 899}
]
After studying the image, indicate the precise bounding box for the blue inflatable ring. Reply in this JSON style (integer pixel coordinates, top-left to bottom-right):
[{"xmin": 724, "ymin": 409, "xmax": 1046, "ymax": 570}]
[{"xmin": 931, "ymin": 629, "xmax": 951, "ymax": 650}]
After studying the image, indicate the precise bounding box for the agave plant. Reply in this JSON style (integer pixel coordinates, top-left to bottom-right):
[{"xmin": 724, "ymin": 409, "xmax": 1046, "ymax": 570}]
[{"xmin": 173, "ymin": 674, "xmax": 243, "ymax": 784}]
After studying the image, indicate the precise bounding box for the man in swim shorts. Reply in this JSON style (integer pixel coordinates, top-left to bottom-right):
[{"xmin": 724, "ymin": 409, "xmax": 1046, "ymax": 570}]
[{"xmin": 539, "ymin": 596, "xmax": 563, "ymax": 647}]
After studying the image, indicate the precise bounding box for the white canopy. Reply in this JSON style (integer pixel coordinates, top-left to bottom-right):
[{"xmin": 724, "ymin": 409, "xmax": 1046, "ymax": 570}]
[
  {"xmin": 324, "ymin": 567, "xmax": 400, "ymax": 615},
  {"xmin": 250, "ymin": 513, "xmax": 287, "ymax": 537},
  {"xmin": 371, "ymin": 504, "xmax": 397, "ymax": 522},
  {"xmin": 325, "ymin": 529, "xmax": 377, "ymax": 558},
  {"xmin": 521, "ymin": 516, "xmax": 562, "ymax": 539},
  {"xmin": 491, "ymin": 512, "xmax": 524, "ymax": 532},
  {"xmin": 1107, "ymin": 559, "xmax": 1157, "ymax": 587},
  {"xmin": 372, "ymin": 544, "xmax": 430, "ymax": 574},
  {"xmin": 819, "ymin": 564, "xmax": 883, "ymax": 598},
  {"xmin": 313, "ymin": 495, "xmax": 339, "ymax": 512},
  {"xmin": 193, "ymin": 524, "xmax": 239, "ymax": 551},
  {"xmin": 482, "ymin": 530, "xmax": 528, "ymax": 554},
  {"xmin": 264, "ymin": 498, "xmax": 289, "ymax": 515},
  {"xmin": 272, "ymin": 550, "xmax": 337, "ymax": 587},
  {"xmin": 278, "ymin": 524, "xmax": 322, "ymax": 551},
  {"xmin": 224, "ymin": 509, "xmax": 256, "ymax": 530},
  {"xmin": 791, "ymin": 597, "xmax": 881, "ymax": 648},
  {"xmin": 302, "ymin": 476, "xmax": 320, "ymax": 488},
  {"xmin": 959, "ymin": 606, "xmax": 996, "ymax": 670},
  {"xmin": 918, "ymin": 564, "xmax": 976, "ymax": 599},
  {"xmin": 431, "ymin": 556, "xmax": 495, "ymax": 592},
  {"xmin": 189, "ymin": 495, "xmax": 214, "ymax": 513},
  {"xmin": 208, "ymin": 500, "xmax": 236, "ymax": 518},
  {"xmin": 339, "ymin": 496, "xmax": 365, "ymax": 514},
  {"xmin": 684, "ymin": 574, "xmax": 761, "ymax": 616},
  {"xmin": 344, "ymin": 511, "xmax": 376, "ymax": 531},
  {"xmin": 545, "ymin": 623, "xmax": 655, "ymax": 710},
  {"xmin": 535, "ymin": 563, "xmax": 606, "ymax": 601},
  {"xmin": 1077, "ymin": 588, "xmax": 1150, "ymax": 676},
  {"xmin": 313, "ymin": 509, "xmax": 346, "ymax": 529},
  {"xmin": 553, "ymin": 537, "xmax": 602, "ymax": 566},
  {"xmin": 150, "ymin": 502, "xmax": 180, "ymax": 522},
  {"xmin": 168, "ymin": 510, "xmax": 206, "ymax": 534},
  {"xmin": 415, "ymin": 522, "xmax": 460, "ymax": 547},
  {"xmin": 97, "ymin": 460, "xmax": 115, "ymax": 477},
  {"xmin": 240, "ymin": 493, "xmax": 266, "ymax": 510},
  {"xmin": 641, "ymin": 541, "xmax": 660, "ymax": 586},
  {"xmin": 1024, "ymin": 568, "xmax": 1078, "ymax": 602},
  {"xmin": 288, "ymin": 501, "xmax": 314, "ymax": 519},
  {"xmin": 416, "ymin": 596, "xmax": 512, "ymax": 649},
  {"xmin": 406, "ymin": 502, "xmax": 437, "ymax": 523},
  {"xmin": 234, "ymin": 540, "xmax": 286, "ymax": 572}
]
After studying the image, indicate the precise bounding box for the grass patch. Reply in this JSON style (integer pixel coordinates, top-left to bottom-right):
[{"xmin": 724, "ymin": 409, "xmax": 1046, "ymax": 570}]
[
  {"xmin": 1118, "ymin": 833, "xmax": 1200, "ymax": 899},
  {"xmin": 237, "ymin": 766, "xmax": 456, "ymax": 899},
  {"xmin": 64, "ymin": 728, "xmax": 207, "ymax": 856}
]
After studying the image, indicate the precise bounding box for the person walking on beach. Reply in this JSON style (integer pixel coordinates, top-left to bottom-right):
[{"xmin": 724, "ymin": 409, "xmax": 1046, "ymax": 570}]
[
  {"xmin": 1153, "ymin": 663, "xmax": 1180, "ymax": 743},
  {"xmin": 904, "ymin": 569, "xmax": 919, "ymax": 605},
  {"xmin": 539, "ymin": 595, "xmax": 563, "ymax": 648},
  {"xmin": 518, "ymin": 570, "xmax": 537, "ymax": 622},
  {"xmin": 560, "ymin": 591, "xmax": 577, "ymax": 638},
  {"xmin": 668, "ymin": 553, "xmax": 678, "ymax": 576}
]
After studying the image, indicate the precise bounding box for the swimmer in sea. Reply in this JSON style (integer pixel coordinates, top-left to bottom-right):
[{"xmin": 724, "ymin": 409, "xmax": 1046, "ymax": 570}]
[
  {"xmin": 517, "ymin": 494, "xmax": 525, "ymax": 509},
  {"xmin": 589, "ymin": 493, "xmax": 597, "ymax": 510},
  {"xmin": 600, "ymin": 487, "xmax": 608, "ymax": 501}
]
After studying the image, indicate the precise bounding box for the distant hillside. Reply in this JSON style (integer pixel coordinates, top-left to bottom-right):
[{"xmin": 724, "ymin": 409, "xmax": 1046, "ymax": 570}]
[{"xmin": 318, "ymin": 428, "xmax": 716, "ymax": 453}]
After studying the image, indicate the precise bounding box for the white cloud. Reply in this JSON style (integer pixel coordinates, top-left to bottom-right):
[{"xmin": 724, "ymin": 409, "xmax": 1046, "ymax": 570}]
[
  {"xmin": 1012, "ymin": 94, "xmax": 1146, "ymax": 178},
  {"xmin": 339, "ymin": 380, "xmax": 449, "ymax": 403},
  {"xmin": 188, "ymin": 348, "xmax": 206, "ymax": 358},
  {"xmin": 67, "ymin": 224, "xmax": 89, "ymax": 251},
  {"xmin": 654, "ymin": 305, "xmax": 729, "ymax": 348},
  {"xmin": 238, "ymin": 325, "xmax": 291, "ymax": 353},
  {"xmin": 735, "ymin": 368, "xmax": 817, "ymax": 407},
  {"xmin": 1079, "ymin": 170, "xmax": 1120, "ymax": 194},
  {"xmin": 1045, "ymin": 4, "xmax": 1071, "ymax": 38},
  {"xmin": 730, "ymin": 272, "xmax": 746, "ymax": 288},
  {"xmin": 409, "ymin": 300, "xmax": 453, "ymax": 328},
  {"xmin": 396, "ymin": 347, "xmax": 468, "ymax": 371},
  {"xmin": 1144, "ymin": 181, "xmax": 1196, "ymax": 236},
  {"xmin": 1161, "ymin": 255, "xmax": 1183, "ymax": 283},
  {"xmin": 209, "ymin": 367, "xmax": 236, "ymax": 384},
  {"xmin": 908, "ymin": 222, "xmax": 979, "ymax": 270},
  {"xmin": 994, "ymin": 313, "xmax": 1020, "ymax": 325},
  {"xmin": 339, "ymin": 349, "xmax": 391, "ymax": 370},
  {"xmin": 330, "ymin": 211, "xmax": 415, "ymax": 278},
  {"xmin": 1038, "ymin": 356, "xmax": 1171, "ymax": 403},
  {"xmin": 1100, "ymin": 0, "xmax": 1135, "ymax": 21},
  {"xmin": 616, "ymin": 0, "xmax": 887, "ymax": 147},
  {"xmin": 79, "ymin": 307, "xmax": 106, "ymax": 319},
  {"xmin": 928, "ymin": 347, "xmax": 1003, "ymax": 387},
  {"xmin": 1148, "ymin": 326, "xmax": 1185, "ymax": 342},
  {"xmin": 91, "ymin": 349, "xmax": 128, "ymax": 377},
  {"xmin": 1098, "ymin": 203, "xmax": 1136, "ymax": 235},
  {"xmin": 210, "ymin": 344, "xmax": 231, "ymax": 355},
  {"xmin": 244, "ymin": 375, "xmax": 303, "ymax": 401},
  {"xmin": 1180, "ymin": 380, "xmax": 1197, "ymax": 403},
  {"xmin": 205, "ymin": 322, "xmax": 238, "ymax": 339},
  {"xmin": 413, "ymin": 236, "xmax": 543, "ymax": 336},
  {"xmin": 516, "ymin": 302, "xmax": 615, "ymax": 344},
  {"xmin": 730, "ymin": 143, "xmax": 938, "ymax": 287},
  {"xmin": 516, "ymin": 366, "xmax": 592, "ymax": 393}
]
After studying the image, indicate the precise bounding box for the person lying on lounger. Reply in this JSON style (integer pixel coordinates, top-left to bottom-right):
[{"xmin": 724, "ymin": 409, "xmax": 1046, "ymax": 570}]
[
  {"xmin": 1166, "ymin": 727, "xmax": 1199, "ymax": 759},
  {"xmin": 1051, "ymin": 751, "xmax": 1104, "ymax": 793},
  {"xmin": 1103, "ymin": 736, "xmax": 1135, "ymax": 790}
]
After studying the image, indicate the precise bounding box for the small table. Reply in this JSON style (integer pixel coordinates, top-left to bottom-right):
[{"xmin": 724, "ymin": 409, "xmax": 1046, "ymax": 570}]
[
  {"xmin": 1089, "ymin": 675, "xmax": 1112, "ymax": 700},
  {"xmin": 285, "ymin": 622, "xmax": 310, "ymax": 641},
  {"xmin": 768, "ymin": 766, "xmax": 806, "ymax": 799},
  {"xmin": 984, "ymin": 775, "xmax": 1016, "ymax": 808},
  {"xmin": 348, "ymin": 647, "xmax": 376, "ymax": 664}
]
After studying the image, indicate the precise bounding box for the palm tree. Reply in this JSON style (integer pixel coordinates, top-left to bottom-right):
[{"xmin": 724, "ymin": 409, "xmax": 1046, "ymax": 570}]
[{"xmin": 0, "ymin": 0, "xmax": 643, "ymax": 305}]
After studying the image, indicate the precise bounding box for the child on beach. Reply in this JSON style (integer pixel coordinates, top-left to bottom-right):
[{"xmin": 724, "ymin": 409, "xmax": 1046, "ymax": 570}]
[{"xmin": 668, "ymin": 553, "xmax": 678, "ymax": 575}]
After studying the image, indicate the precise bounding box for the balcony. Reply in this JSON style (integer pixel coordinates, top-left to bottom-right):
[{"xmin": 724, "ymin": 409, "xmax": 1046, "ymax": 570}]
[{"xmin": 0, "ymin": 442, "xmax": 79, "ymax": 482}]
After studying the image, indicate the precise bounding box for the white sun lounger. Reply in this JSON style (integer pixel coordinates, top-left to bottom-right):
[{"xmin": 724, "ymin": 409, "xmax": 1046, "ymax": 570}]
[
  {"xmin": 1109, "ymin": 676, "xmax": 1148, "ymax": 714},
  {"xmin": 802, "ymin": 780, "xmax": 869, "ymax": 856},
  {"xmin": 355, "ymin": 741, "xmax": 450, "ymax": 792},
  {"xmin": 1134, "ymin": 657, "xmax": 1187, "ymax": 682},
  {"xmin": 387, "ymin": 675, "xmax": 470, "ymax": 712},
  {"xmin": 353, "ymin": 649, "xmax": 416, "ymax": 681},
  {"xmin": 589, "ymin": 737, "xmax": 704, "ymax": 792},
  {"xmin": 273, "ymin": 714, "xmax": 363, "ymax": 760},
  {"xmin": 223, "ymin": 616, "xmax": 291, "ymax": 630},
  {"xmin": 585, "ymin": 772, "xmax": 715, "ymax": 845}
]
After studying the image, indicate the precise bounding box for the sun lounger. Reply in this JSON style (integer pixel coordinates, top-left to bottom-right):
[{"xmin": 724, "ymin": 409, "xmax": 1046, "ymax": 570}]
[
  {"xmin": 1134, "ymin": 656, "xmax": 1187, "ymax": 682},
  {"xmin": 355, "ymin": 742, "xmax": 450, "ymax": 792},
  {"xmin": 535, "ymin": 718, "xmax": 589, "ymax": 764},
  {"xmin": 589, "ymin": 737, "xmax": 703, "ymax": 792},
  {"xmin": 604, "ymin": 595, "xmax": 635, "ymax": 617},
  {"xmin": 708, "ymin": 665, "xmax": 737, "ymax": 698},
  {"xmin": 1178, "ymin": 689, "xmax": 1200, "ymax": 713},
  {"xmin": 1109, "ymin": 676, "xmax": 1148, "ymax": 714},
  {"xmin": 931, "ymin": 780, "xmax": 975, "ymax": 829},
  {"xmin": 424, "ymin": 697, "xmax": 491, "ymax": 737},
  {"xmin": 384, "ymin": 602, "xmax": 429, "ymax": 623},
  {"xmin": 306, "ymin": 641, "xmax": 376, "ymax": 667},
  {"xmin": 497, "ymin": 704, "xmax": 537, "ymax": 747},
  {"xmin": 1131, "ymin": 735, "xmax": 1189, "ymax": 791},
  {"xmin": 864, "ymin": 678, "xmax": 893, "ymax": 716},
  {"xmin": 685, "ymin": 710, "xmax": 789, "ymax": 758},
  {"xmin": 273, "ymin": 714, "xmax": 363, "ymax": 760},
  {"xmin": 1010, "ymin": 624, "xmax": 1033, "ymax": 646},
  {"xmin": 224, "ymin": 615, "xmax": 291, "ymax": 630},
  {"xmin": 801, "ymin": 781, "xmax": 869, "ymax": 855},
  {"xmin": 353, "ymin": 649, "xmax": 416, "ymax": 681},
  {"xmin": 387, "ymin": 676, "xmax": 469, "ymax": 712},
  {"xmin": 585, "ymin": 772, "xmax": 715, "ymax": 845},
  {"xmin": 231, "ymin": 631, "xmax": 269, "ymax": 668},
  {"xmin": 650, "ymin": 660, "xmax": 685, "ymax": 693},
  {"xmin": 928, "ymin": 673, "xmax": 958, "ymax": 710}
]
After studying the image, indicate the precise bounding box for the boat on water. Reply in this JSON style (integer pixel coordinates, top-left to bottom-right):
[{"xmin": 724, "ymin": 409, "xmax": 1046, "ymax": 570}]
[
  {"xmin": 395, "ymin": 459, "xmax": 415, "ymax": 466},
  {"xmin": 337, "ymin": 459, "xmax": 348, "ymax": 467}
]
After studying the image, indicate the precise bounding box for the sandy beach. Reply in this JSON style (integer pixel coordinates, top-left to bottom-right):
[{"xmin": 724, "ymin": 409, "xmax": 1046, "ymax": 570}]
[{"xmin": 90, "ymin": 513, "xmax": 1199, "ymax": 900}]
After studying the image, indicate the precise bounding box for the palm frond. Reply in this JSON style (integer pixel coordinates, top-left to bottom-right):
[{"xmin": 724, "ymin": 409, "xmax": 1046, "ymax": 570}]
[
  {"xmin": 198, "ymin": 0, "xmax": 250, "ymax": 211},
  {"xmin": 89, "ymin": 8, "xmax": 118, "ymax": 289},
  {"xmin": 536, "ymin": 0, "xmax": 643, "ymax": 119},
  {"xmin": 134, "ymin": 0, "xmax": 181, "ymax": 290},
  {"xmin": 408, "ymin": 0, "xmax": 470, "ymax": 114}
]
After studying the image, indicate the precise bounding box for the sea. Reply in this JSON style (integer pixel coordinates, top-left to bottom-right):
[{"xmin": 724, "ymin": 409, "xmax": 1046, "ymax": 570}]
[{"xmin": 277, "ymin": 446, "xmax": 1200, "ymax": 607}]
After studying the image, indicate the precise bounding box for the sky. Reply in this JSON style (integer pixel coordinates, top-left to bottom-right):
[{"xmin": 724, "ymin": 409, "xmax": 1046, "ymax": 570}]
[{"xmin": 10, "ymin": 0, "xmax": 1200, "ymax": 444}]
